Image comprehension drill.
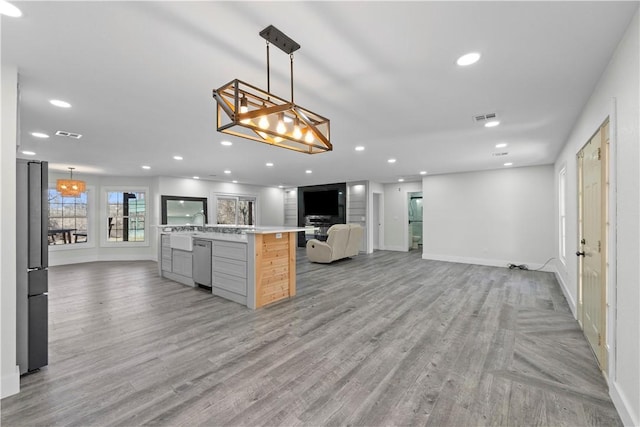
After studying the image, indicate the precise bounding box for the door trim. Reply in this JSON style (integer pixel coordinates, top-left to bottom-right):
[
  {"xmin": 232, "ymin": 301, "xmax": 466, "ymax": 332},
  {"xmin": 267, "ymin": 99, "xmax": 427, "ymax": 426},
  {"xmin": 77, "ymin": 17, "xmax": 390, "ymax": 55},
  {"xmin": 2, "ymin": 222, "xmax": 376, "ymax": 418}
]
[{"xmin": 577, "ymin": 117, "xmax": 609, "ymax": 372}]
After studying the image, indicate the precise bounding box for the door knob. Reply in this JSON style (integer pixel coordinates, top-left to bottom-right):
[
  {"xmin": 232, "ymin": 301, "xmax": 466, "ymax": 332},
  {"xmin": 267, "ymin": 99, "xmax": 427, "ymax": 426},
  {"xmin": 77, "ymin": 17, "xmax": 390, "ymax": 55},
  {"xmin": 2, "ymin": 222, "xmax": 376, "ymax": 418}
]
[{"xmin": 576, "ymin": 251, "xmax": 585, "ymax": 257}]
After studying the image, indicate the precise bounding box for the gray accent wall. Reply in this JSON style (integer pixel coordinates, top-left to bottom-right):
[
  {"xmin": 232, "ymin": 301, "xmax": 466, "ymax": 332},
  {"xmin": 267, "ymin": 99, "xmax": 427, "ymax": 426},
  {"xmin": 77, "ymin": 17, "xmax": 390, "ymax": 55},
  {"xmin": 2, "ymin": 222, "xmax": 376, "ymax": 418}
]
[
  {"xmin": 283, "ymin": 188, "xmax": 297, "ymax": 227},
  {"xmin": 347, "ymin": 182, "xmax": 367, "ymax": 252}
]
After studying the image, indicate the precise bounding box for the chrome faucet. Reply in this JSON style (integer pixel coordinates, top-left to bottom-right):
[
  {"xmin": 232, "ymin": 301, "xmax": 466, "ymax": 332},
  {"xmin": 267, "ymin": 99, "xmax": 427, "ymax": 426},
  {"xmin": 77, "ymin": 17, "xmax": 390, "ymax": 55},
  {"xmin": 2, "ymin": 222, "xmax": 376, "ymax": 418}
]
[{"xmin": 192, "ymin": 211, "xmax": 206, "ymax": 229}]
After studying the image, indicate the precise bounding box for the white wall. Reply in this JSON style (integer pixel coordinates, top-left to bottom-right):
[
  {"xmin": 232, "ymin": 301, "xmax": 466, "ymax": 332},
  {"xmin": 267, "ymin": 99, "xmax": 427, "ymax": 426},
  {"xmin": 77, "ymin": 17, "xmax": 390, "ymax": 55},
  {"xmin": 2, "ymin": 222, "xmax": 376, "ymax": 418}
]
[
  {"xmin": 48, "ymin": 175, "xmax": 285, "ymax": 267},
  {"xmin": 157, "ymin": 177, "xmax": 284, "ymax": 227},
  {"xmin": 422, "ymin": 165, "xmax": 554, "ymax": 270},
  {"xmin": 1, "ymin": 64, "xmax": 20, "ymax": 398},
  {"xmin": 48, "ymin": 173, "xmax": 158, "ymax": 266},
  {"xmin": 383, "ymin": 181, "xmax": 422, "ymax": 251},
  {"xmin": 553, "ymin": 9, "xmax": 639, "ymax": 426}
]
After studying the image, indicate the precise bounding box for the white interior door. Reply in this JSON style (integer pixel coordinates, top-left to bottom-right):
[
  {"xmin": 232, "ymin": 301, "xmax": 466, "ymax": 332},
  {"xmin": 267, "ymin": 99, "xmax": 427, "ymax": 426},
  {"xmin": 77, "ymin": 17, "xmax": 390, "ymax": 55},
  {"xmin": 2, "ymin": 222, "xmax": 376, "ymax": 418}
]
[{"xmin": 578, "ymin": 121, "xmax": 608, "ymax": 370}]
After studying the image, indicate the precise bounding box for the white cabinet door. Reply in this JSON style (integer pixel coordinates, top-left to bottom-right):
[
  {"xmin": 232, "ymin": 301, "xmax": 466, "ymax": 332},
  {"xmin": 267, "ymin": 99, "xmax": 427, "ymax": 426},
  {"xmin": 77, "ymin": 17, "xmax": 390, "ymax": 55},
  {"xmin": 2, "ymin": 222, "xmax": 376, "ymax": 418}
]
[
  {"xmin": 172, "ymin": 249, "xmax": 193, "ymax": 278},
  {"xmin": 161, "ymin": 235, "xmax": 172, "ymax": 272}
]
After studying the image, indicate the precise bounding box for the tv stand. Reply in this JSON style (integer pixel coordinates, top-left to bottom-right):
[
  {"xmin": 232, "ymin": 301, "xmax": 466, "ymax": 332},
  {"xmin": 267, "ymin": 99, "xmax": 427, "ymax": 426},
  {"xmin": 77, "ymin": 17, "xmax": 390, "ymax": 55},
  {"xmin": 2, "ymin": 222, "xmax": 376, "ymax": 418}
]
[{"xmin": 305, "ymin": 216, "xmax": 334, "ymax": 241}]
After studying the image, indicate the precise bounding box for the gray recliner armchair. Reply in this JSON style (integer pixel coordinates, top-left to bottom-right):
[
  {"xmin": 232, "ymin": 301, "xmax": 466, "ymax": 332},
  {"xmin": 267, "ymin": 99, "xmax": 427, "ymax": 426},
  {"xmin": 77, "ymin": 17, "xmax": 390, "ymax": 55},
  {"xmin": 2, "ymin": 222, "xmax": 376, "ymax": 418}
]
[{"xmin": 306, "ymin": 224, "xmax": 363, "ymax": 263}]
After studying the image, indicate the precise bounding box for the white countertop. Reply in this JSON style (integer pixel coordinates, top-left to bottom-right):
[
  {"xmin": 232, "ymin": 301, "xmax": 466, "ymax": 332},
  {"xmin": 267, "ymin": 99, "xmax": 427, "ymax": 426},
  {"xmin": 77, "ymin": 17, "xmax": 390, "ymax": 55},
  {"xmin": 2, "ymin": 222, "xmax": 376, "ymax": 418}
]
[
  {"xmin": 244, "ymin": 227, "xmax": 307, "ymax": 234},
  {"xmin": 161, "ymin": 231, "xmax": 248, "ymax": 243},
  {"xmin": 160, "ymin": 227, "xmax": 305, "ymax": 242}
]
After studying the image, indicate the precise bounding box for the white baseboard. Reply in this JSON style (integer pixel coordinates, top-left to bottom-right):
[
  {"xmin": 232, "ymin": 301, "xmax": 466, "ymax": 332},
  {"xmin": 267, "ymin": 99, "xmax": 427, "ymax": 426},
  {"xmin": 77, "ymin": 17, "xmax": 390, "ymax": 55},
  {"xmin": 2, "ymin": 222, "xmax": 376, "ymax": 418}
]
[
  {"xmin": 421, "ymin": 253, "xmax": 555, "ymax": 272},
  {"xmin": 553, "ymin": 268, "xmax": 577, "ymax": 318},
  {"xmin": 1, "ymin": 365, "xmax": 20, "ymax": 399},
  {"xmin": 50, "ymin": 254, "xmax": 157, "ymax": 266},
  {"xmin": 610, "ymin": 380, "xmax": 638, "ymax": 427},
  {"xmin": 383, "ymin": 245, "xmax": 409, "ymax": 252}
]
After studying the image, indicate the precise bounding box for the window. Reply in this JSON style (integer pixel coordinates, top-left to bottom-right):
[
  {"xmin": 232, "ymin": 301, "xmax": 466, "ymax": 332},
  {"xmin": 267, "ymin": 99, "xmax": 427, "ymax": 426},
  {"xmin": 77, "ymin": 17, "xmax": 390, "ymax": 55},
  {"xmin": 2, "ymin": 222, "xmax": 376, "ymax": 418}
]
[
  {"xmin": 106, "ymin": 190, "xmax": 146, "ymax": 242},
  {"xmin": 48, "ymin": 188, "xmax": 88, "ymax": 245},
  {"xmin": 161, "ymin": 195, "xmax": 207, "ymax": 225},
  {"xmin": 216, "ymin": 195, "xmax": 256, "ymax": 225},
  {"xmin": 559, "ymin": 167, "xmax": 567, "ymax": 265}
]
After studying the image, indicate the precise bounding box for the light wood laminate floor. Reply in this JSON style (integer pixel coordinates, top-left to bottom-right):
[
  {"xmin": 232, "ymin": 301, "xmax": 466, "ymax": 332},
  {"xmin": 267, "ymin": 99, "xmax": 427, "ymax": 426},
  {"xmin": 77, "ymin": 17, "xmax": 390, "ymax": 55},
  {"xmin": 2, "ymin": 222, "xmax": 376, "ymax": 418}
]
[{"xmin": 1, "ymin": 250, "xmax": 621, "ymax": 426}]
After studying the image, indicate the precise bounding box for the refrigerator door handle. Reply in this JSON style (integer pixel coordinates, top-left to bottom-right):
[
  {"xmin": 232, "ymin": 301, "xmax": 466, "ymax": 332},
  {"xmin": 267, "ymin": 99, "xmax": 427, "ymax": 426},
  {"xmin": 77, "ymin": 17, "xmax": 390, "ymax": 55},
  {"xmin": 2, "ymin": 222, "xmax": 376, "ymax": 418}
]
[
  {"xmin": 41, "ymin": 161, "xmax": 48, "ymax": 267},
  {"xmin": 28, "ymin": 162, "xmax": 43, "ymax": 268}
]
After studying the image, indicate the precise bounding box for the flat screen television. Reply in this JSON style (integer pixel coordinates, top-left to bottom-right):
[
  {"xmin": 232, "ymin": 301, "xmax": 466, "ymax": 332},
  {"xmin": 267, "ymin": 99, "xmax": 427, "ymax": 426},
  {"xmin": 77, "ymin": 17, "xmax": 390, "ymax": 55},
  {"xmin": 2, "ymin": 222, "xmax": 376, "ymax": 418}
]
[{"xmin": 304, "ymin": 190, "xmax": 339, "ymax": 216}]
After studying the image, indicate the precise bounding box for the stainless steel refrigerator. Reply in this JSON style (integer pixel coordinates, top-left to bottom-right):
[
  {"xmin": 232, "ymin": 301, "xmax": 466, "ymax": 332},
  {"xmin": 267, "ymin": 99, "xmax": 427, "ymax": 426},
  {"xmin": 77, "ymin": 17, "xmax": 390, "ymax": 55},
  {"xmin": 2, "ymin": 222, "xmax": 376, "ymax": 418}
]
[{"xmin": 16, "ymin": 158, "xmax": 49, "ymax": 374}]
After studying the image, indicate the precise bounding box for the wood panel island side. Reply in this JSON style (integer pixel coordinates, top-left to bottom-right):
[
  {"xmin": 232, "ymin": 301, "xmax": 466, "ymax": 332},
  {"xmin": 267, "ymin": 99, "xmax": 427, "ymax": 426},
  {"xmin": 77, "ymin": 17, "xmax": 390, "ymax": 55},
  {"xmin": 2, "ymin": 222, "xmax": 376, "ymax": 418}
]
[{"xmin": 158, "ymin": 226, "xmax": 306, "ymax": 309}]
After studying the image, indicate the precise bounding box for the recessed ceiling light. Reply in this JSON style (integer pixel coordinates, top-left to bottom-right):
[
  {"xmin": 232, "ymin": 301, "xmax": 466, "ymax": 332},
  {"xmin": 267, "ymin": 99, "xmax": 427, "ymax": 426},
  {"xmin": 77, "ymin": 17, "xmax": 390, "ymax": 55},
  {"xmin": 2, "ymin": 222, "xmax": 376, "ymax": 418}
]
[
  {"xmin": 31, "ymin": 132, "xmax": 49, "ymax": 138},
  {"xmin": 388, "ymin": 158, "xmax": 396, "ymax": 164},
  {"xmin": 495, "ymin": 143, "xmax": 508, "ymax": 148},
  {"xmin": 221, "ymin": 140, "xmax": 232, "ymax": 146},
  {"xmin": 49, "ymin": 99, "xmax": 71, "ymax": 108},
  {"xmin": 484, "ymin": 121, "xmax": 500, "ymax": 128},
  {"xmin": 232, "ymin": 180, "xmax": 238, "ymax": 183},
  {"xmin": 420, "ymin": 171, "xmax": 427, "ymax": 175},
  {"xmin": 504, "ymin": 162, "xmax": 513, "ymax": 166},
  {"xmin": 456, "ymin": 52, "xmax": 481, "ymax": 66},
  {"xmin": 305, "ymin": 170, "xmax": 312, "ymax": 174},
  {"xmin": 224, "ymin": 170, "xmax": 231, "ymax": 174},
  {"xmin": 0, "ymin": 1, "xmax": 23, "ymax": 17},
  {"xmin": 398, "ymin": 178, "xmax": 405, "ymax": 182},
  {"xmin": 355, "ymin": 146, "xmax": 365, "ymax": 151},
  {"xmin": 278, "ymin": 185, "xmax": 284, "ymax": 189},
  {"xmin": 21, "ymin": 151, "xmax": 36, "ymax": 156},
  {"xmin": 142, "ymin": 165, "xmax": 151, "ymax": 170},
  {"xmin": 193, "ymin": 176, "xmax": 200, "ymax": 180},
  {"xmin": 55, "ymin": 130, "xmax": 82, "ymax": 139},
  {"xmin": 266, "ymin": 162, "xmax": 274, "ymax": 167}
]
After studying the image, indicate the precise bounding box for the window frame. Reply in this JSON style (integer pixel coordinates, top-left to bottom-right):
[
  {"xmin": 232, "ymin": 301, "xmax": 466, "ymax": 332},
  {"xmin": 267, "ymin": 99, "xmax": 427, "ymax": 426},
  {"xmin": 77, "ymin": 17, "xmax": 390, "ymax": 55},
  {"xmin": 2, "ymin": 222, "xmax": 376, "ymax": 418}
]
[
  {"xmin": 213, "ymin": 193, "xmax": 258, "ymax": 226},
  {"xmin": 101, "ymin": 186, "xmax": 149, "ymax": 247},
  {"xmin": 558, "ymin": 166, "xmax": 567, "ymax": 266},
  {"xmin": 47, "ymin": 184, "xmax": 96, "ymax": 251}
]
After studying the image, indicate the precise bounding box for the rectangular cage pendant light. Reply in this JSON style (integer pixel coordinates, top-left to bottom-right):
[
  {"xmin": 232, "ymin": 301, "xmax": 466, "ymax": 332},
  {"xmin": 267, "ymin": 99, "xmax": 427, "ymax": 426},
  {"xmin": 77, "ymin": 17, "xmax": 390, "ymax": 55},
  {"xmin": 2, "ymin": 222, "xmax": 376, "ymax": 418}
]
[{"xmin": 212, "ymin": 26, "xmax": 331, "ymax": 154}]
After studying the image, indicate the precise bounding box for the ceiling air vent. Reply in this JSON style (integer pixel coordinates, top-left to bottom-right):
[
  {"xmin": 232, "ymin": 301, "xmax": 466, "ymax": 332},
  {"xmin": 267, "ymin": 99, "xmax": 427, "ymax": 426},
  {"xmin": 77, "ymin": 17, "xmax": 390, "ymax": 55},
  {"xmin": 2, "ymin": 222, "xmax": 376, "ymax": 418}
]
[
  {"xmin": 492, "ymin": 152, "xmax": 509, "ymax": 157},
  {"xmin": 55, "ymin": 130, "xmax": 83, "ymax": 139},
  {"xmin": 473, "ymin": 112, "xmax": 497, "ymax": 123}
]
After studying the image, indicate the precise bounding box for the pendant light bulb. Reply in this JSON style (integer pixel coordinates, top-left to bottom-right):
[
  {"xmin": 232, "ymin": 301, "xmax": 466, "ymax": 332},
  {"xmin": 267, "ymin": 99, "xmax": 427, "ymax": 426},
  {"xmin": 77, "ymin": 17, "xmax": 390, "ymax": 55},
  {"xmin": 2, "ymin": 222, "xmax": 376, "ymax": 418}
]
[
  {"xmin": 240, "ymin": 96, "xmax": 248, "ymax": 114},
  {"xmin": 258, "ymin": 115, "xmax": 270, "ymax": 130},
  {"xmin": 305, "ymin": 129, "xmax": 314, "ymax": 143},
  {"xmin": 257, "ymin": 102, "xmax": 270, "ymax": 129},
  {"xmin": 276, "ymin": 113, "xmax": 286, "ymax": 134},
  {"xmin": 240, "ymin": 96, "xmax": 250, "ymax": 124},
  {"xmin": 293, "ymin": 118, "xmax": 302, "ymax": 139}
]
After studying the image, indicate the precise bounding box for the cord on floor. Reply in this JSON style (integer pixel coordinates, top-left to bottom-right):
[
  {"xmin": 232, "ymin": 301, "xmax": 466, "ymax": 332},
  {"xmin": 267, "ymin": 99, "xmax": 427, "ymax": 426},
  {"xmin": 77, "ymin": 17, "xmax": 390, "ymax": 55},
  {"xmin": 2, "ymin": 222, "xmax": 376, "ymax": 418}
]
[{"xmin": 507, "ymin": 257, "xmax": 556, "ymax": 272}]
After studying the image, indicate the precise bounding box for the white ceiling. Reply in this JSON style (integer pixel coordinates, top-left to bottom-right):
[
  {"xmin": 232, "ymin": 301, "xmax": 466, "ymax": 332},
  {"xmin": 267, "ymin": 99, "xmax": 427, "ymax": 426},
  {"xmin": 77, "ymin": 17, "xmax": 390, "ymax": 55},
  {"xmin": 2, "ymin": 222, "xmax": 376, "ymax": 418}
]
[{"xmin": 3, "ymin": 1, "xmax": 637, "ymax": 187}]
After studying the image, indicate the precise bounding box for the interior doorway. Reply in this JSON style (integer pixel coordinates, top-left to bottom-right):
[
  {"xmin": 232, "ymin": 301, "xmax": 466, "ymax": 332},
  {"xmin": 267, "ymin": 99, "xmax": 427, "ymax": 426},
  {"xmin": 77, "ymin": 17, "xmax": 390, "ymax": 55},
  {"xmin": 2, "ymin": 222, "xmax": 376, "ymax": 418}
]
[
  {"xmin": 577, "ymin": 118, "xmax": 609, "ymax": 371},
  {"xmin": 372, "ymin": 192, "xmax": 382, "ymax": 250},
  {"xmin": 408, "ymin": 192, "xmax": 423, "ymax": 251}
]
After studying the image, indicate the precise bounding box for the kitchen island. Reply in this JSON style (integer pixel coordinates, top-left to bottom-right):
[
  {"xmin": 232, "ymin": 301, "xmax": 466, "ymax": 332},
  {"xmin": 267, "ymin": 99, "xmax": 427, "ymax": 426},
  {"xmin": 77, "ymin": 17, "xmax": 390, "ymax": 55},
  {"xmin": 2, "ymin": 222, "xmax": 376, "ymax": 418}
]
[{"xmin": 158, "ymin": 226, "xmax": 306, "ymax": 309}]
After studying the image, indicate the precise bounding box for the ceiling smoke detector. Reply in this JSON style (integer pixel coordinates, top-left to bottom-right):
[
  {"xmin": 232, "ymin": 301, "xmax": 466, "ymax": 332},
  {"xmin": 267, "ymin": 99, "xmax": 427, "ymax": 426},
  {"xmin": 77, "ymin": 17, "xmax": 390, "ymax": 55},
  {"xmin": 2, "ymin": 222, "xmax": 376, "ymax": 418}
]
[
  {"xmin": 55, "ymin": 130, "xmax": 83, "ymax": 139},
  {"xmin": 473, "ymin": 112, "xmax": 497, "ymax": 123}
]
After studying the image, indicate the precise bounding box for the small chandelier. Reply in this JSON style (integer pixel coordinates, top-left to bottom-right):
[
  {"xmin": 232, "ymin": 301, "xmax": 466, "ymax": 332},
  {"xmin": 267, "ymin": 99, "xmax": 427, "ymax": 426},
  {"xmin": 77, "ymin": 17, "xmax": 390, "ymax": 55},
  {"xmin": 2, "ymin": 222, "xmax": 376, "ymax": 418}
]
[
  {"xmin": 57, "ymin": 167, "xmax": 86, "ymax": 197},
  {"xmin": 212, "ymin": 25, "xmax": 331, "ymax": 154}
]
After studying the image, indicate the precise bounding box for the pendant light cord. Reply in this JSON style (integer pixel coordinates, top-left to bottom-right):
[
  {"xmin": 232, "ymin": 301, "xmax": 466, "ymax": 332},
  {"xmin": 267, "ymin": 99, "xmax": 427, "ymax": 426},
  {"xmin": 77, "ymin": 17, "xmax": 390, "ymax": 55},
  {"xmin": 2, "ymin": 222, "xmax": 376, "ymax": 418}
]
[
  {"xmin": 290, "ymin": 53, "xmax": 294, "ymax": 103},
  {"xmin": 266, "ymin": 41, "xmax": 270, "ymax": 96}
]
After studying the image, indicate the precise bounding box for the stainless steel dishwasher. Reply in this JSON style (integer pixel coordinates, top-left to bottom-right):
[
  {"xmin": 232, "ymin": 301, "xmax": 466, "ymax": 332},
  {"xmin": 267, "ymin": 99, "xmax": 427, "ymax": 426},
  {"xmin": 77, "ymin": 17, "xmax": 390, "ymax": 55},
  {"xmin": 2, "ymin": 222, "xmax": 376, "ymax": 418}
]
[{"xmin": 192, "ymin": 239, "xmax": 212, "ymax": 289}]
